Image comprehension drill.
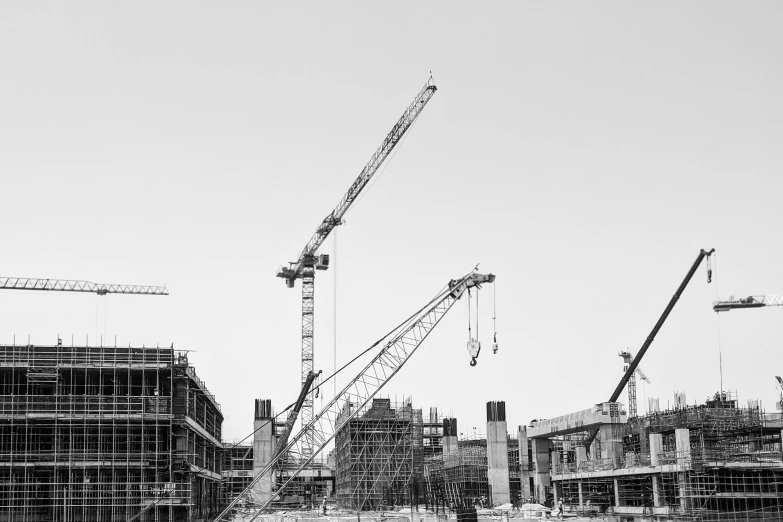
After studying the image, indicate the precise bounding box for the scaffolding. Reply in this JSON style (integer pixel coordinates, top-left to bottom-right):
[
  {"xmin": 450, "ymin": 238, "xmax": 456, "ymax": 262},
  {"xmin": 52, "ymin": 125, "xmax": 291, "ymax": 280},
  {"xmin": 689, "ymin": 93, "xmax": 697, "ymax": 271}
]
[
  {"xmin": 333, "ymin": 398, "xmax": 423, "ymax": 510},
  {"xmin": 0, "ymin": 343, "xmax": 224, "ymax": 522},
  {"xmin": 442, "ymin": 442, "xmax": 489, "ymax": 507},
  {"xmin": 553, "ymin": 395, "xmax": 783, "ymax": 520}
]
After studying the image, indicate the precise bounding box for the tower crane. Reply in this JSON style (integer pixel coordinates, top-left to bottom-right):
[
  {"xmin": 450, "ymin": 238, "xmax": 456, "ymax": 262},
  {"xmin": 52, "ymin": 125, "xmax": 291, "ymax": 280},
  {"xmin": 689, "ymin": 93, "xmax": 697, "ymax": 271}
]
[
  {"xmin": 618, "ymin": 350, "xmax": 651, "ymax": 419},
  {"xmin": 713, "ymin": 294, "xmax": 783, "ymax": 312},
  {"xmin": 276, "ymin": 77, "xmax": 437, "ymax": 458},
  {"xmin": 0, "ymin": 277, "xmax": 168, "ymax": 296},
  {"xmin": 215, "ymin": 269, "xmax": 495, "ymax": 520}
]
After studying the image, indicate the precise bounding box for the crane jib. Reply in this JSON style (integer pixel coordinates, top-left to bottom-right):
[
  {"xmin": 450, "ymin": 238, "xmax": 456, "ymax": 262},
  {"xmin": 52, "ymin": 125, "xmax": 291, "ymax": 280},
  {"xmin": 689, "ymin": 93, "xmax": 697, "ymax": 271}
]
[{"xmin": 277, "ymin": 78, "xmax": 438, "ymax": 283}]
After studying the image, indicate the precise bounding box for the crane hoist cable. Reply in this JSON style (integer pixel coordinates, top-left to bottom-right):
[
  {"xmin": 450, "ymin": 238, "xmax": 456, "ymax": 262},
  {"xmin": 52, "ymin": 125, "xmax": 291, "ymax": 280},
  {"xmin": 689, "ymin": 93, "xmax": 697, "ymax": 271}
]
[
  {"xmin": 712, "ymin": 252, "xmax": 725, "ymax": 398},
  {"xmin": 466, "ymin": 287, "xmax": 481, "ymax": 366},
  {"xmin": 492, "ymin": 279, "xmax": 498, "ymax": 354}
]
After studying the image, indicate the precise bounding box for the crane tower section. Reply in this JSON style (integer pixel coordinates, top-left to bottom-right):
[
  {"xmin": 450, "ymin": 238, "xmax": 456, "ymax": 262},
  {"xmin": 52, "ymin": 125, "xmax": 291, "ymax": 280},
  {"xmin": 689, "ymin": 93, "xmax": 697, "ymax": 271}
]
[{"xmin": 276, "ymin": 77, "xmax": 437, "ymax": 458}]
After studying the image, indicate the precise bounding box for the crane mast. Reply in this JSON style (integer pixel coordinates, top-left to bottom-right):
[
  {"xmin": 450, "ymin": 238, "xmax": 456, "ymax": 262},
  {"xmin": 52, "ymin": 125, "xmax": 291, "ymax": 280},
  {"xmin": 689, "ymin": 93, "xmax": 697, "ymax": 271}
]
[
  {"xmin": 276, "ymin": 77, "xmax": 437, "ymax": 457},
  {"xmin": 618, "ymin": 350, "xmax": 651, "ymax": 419},
  {"xmin": 0, "ymin": 277, "xmax": 168, "ymax": 296},
  {"xmin": 216, "ymin": 270, "xmax": 494, "ymax": 520}
]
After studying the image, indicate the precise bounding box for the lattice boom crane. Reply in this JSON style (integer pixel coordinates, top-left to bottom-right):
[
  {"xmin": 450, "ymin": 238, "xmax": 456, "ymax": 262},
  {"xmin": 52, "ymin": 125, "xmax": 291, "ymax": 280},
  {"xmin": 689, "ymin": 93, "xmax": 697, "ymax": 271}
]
[
  {"xmin": 0, "ymin": 277, "xmax": 168, "ymax": 296},
  {"xmin": 276, "ymin": 77, "xmax": 437, "ymax": 458},
  {"xmin": 215, "ymin": 270, "xmax": 494, "ymax": 520}
]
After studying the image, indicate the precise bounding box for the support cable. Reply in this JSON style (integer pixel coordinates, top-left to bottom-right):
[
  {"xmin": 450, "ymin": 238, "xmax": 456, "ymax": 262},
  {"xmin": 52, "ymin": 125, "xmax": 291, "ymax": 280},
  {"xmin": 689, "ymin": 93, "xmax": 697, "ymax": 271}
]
[{"xmin": 713, "ymin": 253, "xmax": 724, "ymax": 398}]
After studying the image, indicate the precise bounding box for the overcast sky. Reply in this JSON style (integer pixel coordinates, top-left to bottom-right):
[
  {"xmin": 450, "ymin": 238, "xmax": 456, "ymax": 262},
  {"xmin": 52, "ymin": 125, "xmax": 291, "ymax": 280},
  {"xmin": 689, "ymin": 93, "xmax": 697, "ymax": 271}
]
[{"xmin": 1, "ymin": 2, "xmax": 781, "ymax": 442}]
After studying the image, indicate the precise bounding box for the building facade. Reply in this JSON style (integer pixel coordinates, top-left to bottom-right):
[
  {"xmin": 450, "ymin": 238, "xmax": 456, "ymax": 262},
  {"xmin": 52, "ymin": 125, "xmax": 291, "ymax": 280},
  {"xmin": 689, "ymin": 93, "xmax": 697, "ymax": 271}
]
[{"xmin": 0, "ymin": 343, "xmax": 223, "ymax": 522}]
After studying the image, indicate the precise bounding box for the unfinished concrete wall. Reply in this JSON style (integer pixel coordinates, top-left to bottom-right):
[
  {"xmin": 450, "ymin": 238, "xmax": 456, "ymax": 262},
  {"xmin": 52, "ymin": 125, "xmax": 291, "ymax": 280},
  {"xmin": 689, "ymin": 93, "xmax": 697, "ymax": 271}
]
[{"xmin": 486, "ymin": 401, "xmax": 510, "ymax": 506}]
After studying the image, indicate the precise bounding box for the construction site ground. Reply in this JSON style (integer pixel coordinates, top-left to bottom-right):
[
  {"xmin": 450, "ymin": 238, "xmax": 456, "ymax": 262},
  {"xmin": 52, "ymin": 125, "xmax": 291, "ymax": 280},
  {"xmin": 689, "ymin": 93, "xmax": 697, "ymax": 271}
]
[{"xmin": 229, "ymin": 508, "xmax": 618, "ymax": 522}]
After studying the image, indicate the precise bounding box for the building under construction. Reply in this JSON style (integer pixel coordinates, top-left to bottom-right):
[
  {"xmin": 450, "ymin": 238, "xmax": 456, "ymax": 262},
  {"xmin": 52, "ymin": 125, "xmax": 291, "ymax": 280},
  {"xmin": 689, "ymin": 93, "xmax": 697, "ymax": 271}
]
[
  {"xmin": 524, "ymin": 394, "xmax": 783, "ymax": 520},
  {"xmin": 0, "ymin": 343, "xmax": 223, "ymax": 522},
  {"xmin": 333, "ymin": 398, "xmax": 424, "ymax": 510},
  {"xmin": 423, "ymin": 402, "xmax": 521, "ymax": 509}
]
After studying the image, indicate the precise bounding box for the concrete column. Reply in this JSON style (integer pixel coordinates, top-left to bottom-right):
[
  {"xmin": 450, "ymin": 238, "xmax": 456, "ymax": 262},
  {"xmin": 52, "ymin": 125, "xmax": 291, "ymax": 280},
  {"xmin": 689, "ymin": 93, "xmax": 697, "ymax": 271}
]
[
  {"xmin": 576, "ymin": 447, "xmax": 587, "ymax": 471},
  {"xmin": 518, "ymin": 426, "xmax": 532, "ymax": 500},
  {"xmin": 486, "ymin": 401, "xmax": 510, "ymax": 507},
  {"xmin": 599, "ymin": 425, "xmax": 623, "ymax": 468},
  {"xmin": 677, "ymin": 472, "xmax": 689, "ymax": 513},
  {"xmin": 613, "ymin": 478, "xmax": 620, "ymax": 508},
  {"xmin": 531, "ymin": 437, "xmax": 551, "ymax": 505},
  {"xmin": 252, "ymin": 399, "xmax": 275, "ymax": 505},
  {"xmin": 551, "ymin": 450, "xmax": 561, "ymax": 476},
  {"xmin": 578, "ymin": 481, "xmax": 584, "ymax": 509},
  {"xmin": 589, "ymin": 439, "xmax": 600, "ymax": 461},
  {"xmin": 652, "ymin": 476, "xmax": 661, "ymax": 508},
  {"xmin": 674, "ymin": 428, "xmax": 690, "ymax": 466},
  {"xmin": 443, "ymin": 418, "xmax": 458, "ymax": 455},
  {"xmin": 649, "ymin": 433, "xmax": 663, "ymax": 466}
]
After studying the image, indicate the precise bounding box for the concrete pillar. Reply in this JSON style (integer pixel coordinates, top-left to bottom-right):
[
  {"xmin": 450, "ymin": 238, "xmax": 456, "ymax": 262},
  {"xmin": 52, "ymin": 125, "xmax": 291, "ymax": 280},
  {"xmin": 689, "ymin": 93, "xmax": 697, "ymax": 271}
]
[
  {"xmin": 599, "ymin": 425, "xmax": 622, "ymax": 468},
  {"xmin": 576, "ymin": 447, "xmax": 587, "ymax": 471},
  {"xmin": 486, "ymin": 401, "xmax": 511, "ymax": 507},
  {"xmin": 531, "ymin": 437, "xmax": 551, "ymax": 505},
  {"xmin": 613, "ymin": 478, "xmax": 620, "ymax": 508},
  {"xmin": 551, "ymin": 450, "xmax": 561, "ymax": 475},
  {"xmin": 589, "ymin": 439, "xmax": 600, "ymax": 461},
  {"xmin": 649, "ymin": 433, "xmax": 663, "ymax": 466},
  {"xmin": 443, "ymin": 418, "xmax": 458, "ymax": 455},
  {"xmin": 578, "ymin": 481, "xmax": 584, "ymax": 509},
  {"xmin": 674, "ymin": 428, "xmax": 691, "ymax": 465},
  {"xmin": 652, "ymin": 476, "xmax": 661, "ymax": 508},
  {"xmin": 252, "ymin": 399, "xmax": 275, "ymax": 505},
  {"xmin": 518, "ymin": 426, "xmax": 532, "ymax": 501}
]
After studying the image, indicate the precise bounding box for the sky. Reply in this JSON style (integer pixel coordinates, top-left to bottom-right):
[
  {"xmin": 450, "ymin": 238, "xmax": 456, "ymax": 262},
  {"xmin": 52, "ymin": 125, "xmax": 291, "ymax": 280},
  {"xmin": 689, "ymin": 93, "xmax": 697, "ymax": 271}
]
[{"xmin": 1, "ymin": 2, "xmax": 781, "ymax": 442}]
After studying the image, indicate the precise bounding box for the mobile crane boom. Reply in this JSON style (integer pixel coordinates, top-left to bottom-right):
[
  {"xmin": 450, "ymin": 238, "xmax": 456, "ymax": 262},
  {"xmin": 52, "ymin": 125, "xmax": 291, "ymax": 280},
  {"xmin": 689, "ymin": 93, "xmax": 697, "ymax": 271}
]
[
  {"xmin": 609, "ymin": 249, "xmax": 714, "ymax": 403},
  {"xmin": 0, "ymin": 277, "xmax": 168, "ymax": 296},
  {"xmin": 584, "ymin": 249, "xmax": 714, "ymax": 450},
  {"xmin": 275, "ymin": 77, "xmax": 437, "ymax": 457},
  {"xmin": 215, "ymin": 270, "xmax": 494, "ymax": 520}
]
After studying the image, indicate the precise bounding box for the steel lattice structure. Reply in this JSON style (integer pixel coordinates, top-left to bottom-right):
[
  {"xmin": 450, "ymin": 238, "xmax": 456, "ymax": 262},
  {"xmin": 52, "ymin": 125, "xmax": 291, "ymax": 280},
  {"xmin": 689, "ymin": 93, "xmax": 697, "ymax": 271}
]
[
  {"xmin": 0, "ymin": 277, "xmax": 168, "ymax": 296},
  {"xmin": 277, "ymin": 77, "xmax": 437, "ymax": 459},
  {"xmin": 215, "ymin": 270, "xmax": 494, "ymax": 521}
]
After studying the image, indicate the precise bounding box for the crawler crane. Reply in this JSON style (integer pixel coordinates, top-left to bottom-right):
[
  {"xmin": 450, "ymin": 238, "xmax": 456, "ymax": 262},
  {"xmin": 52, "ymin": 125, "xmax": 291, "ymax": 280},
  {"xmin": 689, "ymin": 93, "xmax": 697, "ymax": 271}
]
[{"xmin": 215, "ymin": 269, "xmax": 495, "ymax": 520}]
